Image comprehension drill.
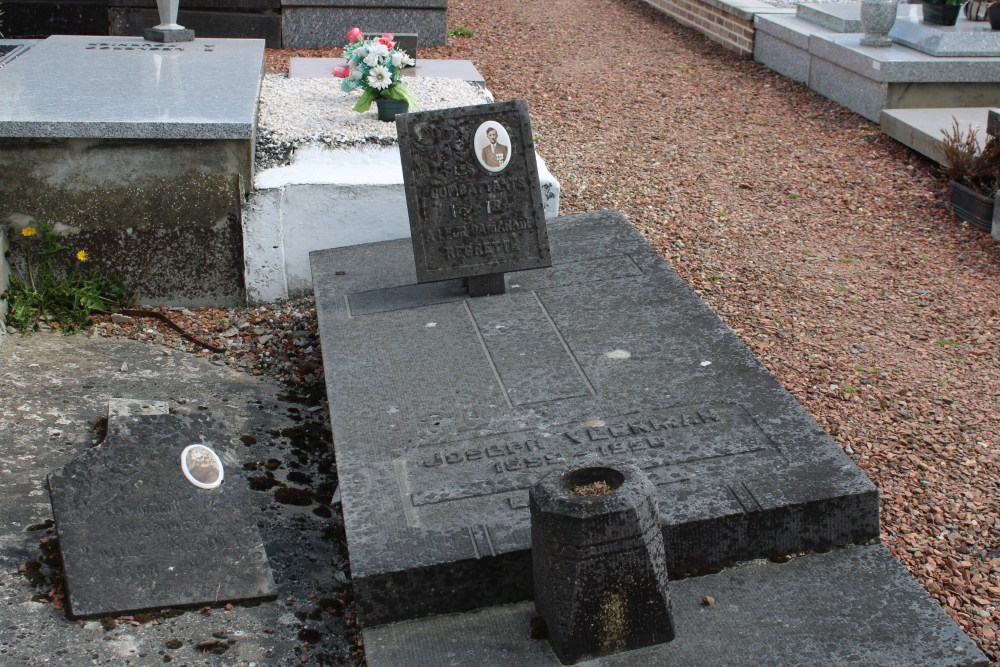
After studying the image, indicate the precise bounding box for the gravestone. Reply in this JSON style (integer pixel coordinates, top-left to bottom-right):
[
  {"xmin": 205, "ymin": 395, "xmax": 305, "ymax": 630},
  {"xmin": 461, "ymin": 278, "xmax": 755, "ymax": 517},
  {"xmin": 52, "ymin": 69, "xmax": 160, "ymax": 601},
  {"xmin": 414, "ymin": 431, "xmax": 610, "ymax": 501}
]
[
  {"xmin": 365, "ymin": 31, "xmax": 417, "ymax": 60},
  {"xmin": 0, "ymin": 35, "xmax": 263, "ymax": 305},
  {"xmin": 48, "ymin": 411, "xmax": 277, "ymax": 618},
  {"xmin": 310, "ymin": 209, "xmax": 879, "ymax": 626},
  {"xmin": 397, "ymin": 100, "xmax": 551, "ymax": 296}
]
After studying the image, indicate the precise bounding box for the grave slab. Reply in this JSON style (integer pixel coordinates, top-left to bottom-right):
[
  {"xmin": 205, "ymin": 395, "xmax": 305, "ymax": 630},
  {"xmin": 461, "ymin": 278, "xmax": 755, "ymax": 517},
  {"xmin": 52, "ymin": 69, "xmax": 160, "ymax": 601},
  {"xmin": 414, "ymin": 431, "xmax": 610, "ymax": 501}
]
[
  {"xmin": 362, "ymin": 544, "xmax": 989, "ymax": 667},
  {"xmin": 311, "ymin": 210, "xmax": 879, "ymax": 626},
  {"xmin": 880, "ymin": 106, "xmax": 991, "ymax": 165},
  {"xmin": 48, "ymin": 412, "xmax": 277, "ymax": 618},
  {"xmin": 0, "ymin": 35, "xmax": 263, "ymax": 139}
]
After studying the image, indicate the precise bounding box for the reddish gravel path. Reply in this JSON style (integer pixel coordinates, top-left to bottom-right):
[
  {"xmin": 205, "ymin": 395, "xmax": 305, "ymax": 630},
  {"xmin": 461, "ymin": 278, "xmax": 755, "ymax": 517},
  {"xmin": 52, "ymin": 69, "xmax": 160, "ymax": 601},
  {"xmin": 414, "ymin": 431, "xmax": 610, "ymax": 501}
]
[{"xmin": 264, "ymin": 0, "xmax": 992, "ymax": 661}]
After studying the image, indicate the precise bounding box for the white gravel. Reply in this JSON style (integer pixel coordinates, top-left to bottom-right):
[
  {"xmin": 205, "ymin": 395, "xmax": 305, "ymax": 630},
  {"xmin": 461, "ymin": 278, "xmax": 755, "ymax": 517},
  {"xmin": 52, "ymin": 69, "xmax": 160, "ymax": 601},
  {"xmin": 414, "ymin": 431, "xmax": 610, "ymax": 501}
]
[{"xmin": 257, "ymin": 74, "xmax": 494, "ymax": 146}]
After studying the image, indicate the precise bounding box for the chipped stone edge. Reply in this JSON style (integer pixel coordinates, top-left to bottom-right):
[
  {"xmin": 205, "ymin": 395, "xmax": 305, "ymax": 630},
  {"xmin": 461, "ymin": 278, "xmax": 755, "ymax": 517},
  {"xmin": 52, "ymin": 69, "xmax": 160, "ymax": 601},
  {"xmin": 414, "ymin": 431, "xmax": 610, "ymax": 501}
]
[{"xmin": 0, "ymin": 221, "xmax": 8, "ymax": 337}]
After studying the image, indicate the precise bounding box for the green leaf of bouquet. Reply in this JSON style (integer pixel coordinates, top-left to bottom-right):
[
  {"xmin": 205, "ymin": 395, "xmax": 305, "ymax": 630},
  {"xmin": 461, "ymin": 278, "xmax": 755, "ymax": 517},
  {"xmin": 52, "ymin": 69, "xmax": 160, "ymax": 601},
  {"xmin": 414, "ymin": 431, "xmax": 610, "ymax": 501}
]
[{"xmin": 353, "ymin": 88, "xmax": 377, "ymax": 112}]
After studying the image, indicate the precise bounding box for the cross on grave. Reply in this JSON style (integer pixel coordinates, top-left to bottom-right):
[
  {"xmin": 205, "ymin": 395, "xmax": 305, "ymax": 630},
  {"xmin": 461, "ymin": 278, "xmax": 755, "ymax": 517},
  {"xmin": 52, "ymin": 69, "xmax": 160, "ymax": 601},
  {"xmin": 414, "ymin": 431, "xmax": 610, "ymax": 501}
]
[{"xmin": 396, "ymin": 100, "xmax": 552, "ymax": 297}]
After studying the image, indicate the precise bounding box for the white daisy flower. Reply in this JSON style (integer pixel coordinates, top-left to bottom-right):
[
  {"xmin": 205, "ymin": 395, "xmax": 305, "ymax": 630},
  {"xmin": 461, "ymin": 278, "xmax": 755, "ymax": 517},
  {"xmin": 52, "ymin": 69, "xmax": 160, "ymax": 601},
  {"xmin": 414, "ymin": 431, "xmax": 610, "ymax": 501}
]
[
  {"xmin": 391, "ymin": 51, "xmax": 404, "ymax": 67},
  {"xmin": 367, "ymin": 65, "xmax": 392, "ymax": 90}
]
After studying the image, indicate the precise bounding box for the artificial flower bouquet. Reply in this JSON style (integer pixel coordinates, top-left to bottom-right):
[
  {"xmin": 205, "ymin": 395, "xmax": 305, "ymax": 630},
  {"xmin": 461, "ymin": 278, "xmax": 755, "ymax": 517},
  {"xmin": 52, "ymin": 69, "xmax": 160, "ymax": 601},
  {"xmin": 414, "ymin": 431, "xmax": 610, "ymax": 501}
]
[{"xmin": 332, "ymin": 27, "xmax": 417, "ymax": 114}]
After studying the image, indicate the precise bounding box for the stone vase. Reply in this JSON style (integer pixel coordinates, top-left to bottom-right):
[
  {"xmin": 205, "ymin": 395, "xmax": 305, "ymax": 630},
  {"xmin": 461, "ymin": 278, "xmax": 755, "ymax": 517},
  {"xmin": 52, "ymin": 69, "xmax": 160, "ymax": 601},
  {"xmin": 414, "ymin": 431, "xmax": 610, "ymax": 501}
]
[
  {"xmin": 860, "ymin": 0, "xmax": 899, "ymax": 47},
  {"xmin": 154, "ymin": 0, "xmax": 182, "ymax": 30}
]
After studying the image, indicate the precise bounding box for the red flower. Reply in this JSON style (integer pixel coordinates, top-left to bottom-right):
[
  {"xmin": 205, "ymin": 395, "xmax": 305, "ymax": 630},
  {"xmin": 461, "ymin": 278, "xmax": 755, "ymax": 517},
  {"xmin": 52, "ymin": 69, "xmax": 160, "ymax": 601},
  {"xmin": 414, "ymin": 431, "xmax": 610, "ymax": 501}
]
[
  {"xmin": 346, "ymin": 27, "xmax": 363, "ymax": 43},
  {"xmin": 332, "ymin": 65, "xmax": 350, "ymax": 78},
  {"xmin": 377, "ymin": 34, "xmax": 395, "ymax": 49}
]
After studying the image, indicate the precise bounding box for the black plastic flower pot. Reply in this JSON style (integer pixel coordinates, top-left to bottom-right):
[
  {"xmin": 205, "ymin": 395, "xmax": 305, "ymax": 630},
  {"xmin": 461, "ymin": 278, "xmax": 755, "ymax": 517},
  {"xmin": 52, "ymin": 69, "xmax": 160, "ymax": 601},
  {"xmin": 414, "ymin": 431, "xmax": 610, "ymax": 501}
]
[
  {"xmin": 990, "ymin": 2, "xmax": 1000, "ymax": 28},
  {"xmin": 375, "ymin": 97, "xmax": 408, "ymax": 122},
  {"xmin": 948, "ymin": 180, "xmax": 995, "ymax": 232},
  {"xmin": 922, "ymin": 2, "xmax": 962, "ymax": 24}
]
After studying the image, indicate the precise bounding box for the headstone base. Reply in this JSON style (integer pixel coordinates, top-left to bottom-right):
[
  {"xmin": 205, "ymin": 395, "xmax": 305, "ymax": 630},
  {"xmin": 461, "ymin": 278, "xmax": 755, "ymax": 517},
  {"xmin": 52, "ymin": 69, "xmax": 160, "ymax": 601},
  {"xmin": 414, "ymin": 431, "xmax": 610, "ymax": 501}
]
[{"xmin": 144, "ymin": 27, "xmax": 197, "ymax": 43}]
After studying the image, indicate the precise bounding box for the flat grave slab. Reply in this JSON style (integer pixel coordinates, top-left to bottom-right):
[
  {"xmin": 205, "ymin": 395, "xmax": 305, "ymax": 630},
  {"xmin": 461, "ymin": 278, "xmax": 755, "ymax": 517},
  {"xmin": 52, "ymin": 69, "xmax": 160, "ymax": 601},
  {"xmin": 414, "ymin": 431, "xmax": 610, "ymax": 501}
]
[
  {"xmin": 362, "ymin": 544, "xmax": 989, "ymax": 666},
  {"xmin": 312, "ymin": 210, "xmax": 879, "ymax": 626},
  {"xmin": 0, "ymin": 35, "xmax": 264, "ymax": 139},
  {"xmin": 48, "ymin": 412, "xmax": 277, "ymax": 618}
]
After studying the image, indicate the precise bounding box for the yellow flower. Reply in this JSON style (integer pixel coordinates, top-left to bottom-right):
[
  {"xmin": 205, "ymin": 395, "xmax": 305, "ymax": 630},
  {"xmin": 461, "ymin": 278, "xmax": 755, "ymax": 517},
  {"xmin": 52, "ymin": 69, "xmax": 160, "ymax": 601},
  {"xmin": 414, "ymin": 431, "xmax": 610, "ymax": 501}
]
[
  {"xmin": 21, "ymin": 226, "xmax": 36, "ymax": 237},
  {"xmin": 76, "ymin": 250, "xmax": 88, "ymax": 262}
]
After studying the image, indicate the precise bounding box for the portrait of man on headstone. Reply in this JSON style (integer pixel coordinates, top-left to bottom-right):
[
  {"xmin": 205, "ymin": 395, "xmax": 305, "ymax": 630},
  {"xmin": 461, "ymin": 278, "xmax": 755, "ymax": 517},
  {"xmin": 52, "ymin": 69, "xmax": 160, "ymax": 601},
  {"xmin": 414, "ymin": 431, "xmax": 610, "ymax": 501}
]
[
  {"xmin": 475, "ymin": 121, "xmax": 511, "ymax": 172},
  {"xmin": 181, "ymin": 444, "xmax": 224, "ymax": 489}
]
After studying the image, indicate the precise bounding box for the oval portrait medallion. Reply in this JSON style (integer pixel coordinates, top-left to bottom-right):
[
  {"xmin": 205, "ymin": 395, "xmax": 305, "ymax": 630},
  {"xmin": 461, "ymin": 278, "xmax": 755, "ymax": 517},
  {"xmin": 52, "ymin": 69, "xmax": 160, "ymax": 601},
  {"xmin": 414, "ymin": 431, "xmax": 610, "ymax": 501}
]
[
  {"xmin": 474, "ymin": 121, "xmax": 512, "ymax": 173},
  {"xmin": 180, "ymin": 444, "xmax": 224, "ymax": 490}
]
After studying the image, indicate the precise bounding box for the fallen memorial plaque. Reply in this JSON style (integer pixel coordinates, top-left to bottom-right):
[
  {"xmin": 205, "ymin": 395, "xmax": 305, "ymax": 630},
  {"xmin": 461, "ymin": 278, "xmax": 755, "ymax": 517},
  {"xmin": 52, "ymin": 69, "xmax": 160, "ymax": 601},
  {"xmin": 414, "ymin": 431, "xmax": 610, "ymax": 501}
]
[
  {"xmin": 47, "ymin": 412, "xmax": 277, "ymax": 619},
  {"xmin": 311, "ymin": 210, "xmax": 988, "ymax": 665}
]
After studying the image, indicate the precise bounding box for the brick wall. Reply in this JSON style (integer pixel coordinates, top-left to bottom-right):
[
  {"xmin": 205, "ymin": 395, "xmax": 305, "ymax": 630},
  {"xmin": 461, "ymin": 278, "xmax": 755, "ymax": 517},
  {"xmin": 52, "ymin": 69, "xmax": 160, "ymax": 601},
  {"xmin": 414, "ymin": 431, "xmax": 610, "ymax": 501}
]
[{"xmin": 643, "ymin": 0, "xmax": 755, "ymax": 56}]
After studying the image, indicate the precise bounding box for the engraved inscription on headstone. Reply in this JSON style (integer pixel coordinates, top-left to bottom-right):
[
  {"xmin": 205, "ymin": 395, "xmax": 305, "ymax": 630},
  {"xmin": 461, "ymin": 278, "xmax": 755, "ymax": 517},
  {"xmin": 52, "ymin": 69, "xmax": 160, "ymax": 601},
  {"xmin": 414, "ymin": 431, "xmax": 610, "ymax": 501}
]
[
  {"xmin": 48, "ymin": 413, "xmax": 276, "ymax": 619},
  {"xmin": 405, "ymin": 402, "xmax": 782, "ymax": 518},
  {"xmin": 397, "ymin": 100, "xmax": 552, "ymax": 284}
]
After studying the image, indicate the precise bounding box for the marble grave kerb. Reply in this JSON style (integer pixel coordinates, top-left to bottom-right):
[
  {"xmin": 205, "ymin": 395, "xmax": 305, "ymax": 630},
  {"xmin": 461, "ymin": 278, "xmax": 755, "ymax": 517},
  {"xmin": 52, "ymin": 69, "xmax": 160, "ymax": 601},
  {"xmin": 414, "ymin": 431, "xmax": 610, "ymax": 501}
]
[
  {"xmin": 396, "ymin": 100, "xmax": 552, "ymax": 296},
  {"xmin": 47, "ymin": 412, "xmax": 277, "ymax": 618},
  {"xmin": 310, "ymin": 210, "xmax": 880, "ymax": 627}
]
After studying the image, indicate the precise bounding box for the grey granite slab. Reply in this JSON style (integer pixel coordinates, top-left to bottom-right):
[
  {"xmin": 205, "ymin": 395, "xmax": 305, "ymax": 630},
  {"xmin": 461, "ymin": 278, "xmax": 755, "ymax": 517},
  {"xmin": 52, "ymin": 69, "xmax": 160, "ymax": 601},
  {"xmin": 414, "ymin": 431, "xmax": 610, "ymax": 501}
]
[
  {"xmin": 48, "ymin": 412, "xmax": 277, "ymax": 618},
  {"xmin": 890, "ymin": 13, "xmax": 1000, "ymax": 57},
  {"xmin": 810, "ymin": 32, "xmax": 1000, "ymax": 82},
  {"xmin": 880, "ymin": 106, "xmax": 992, "ymax": 164},
  {"xmin": 754, "ymin": 12, "xmax": 847, "ymax": 50},
  {"xmin": 797, "ymin": 2, "xmax": 862, "ymax": 32},
  {"xmin": 0, "ymin": 35, "xmax": 264, "ymax": 139},
  {"xmin": 311, "ymin": 210, "xmax": 879, "ymax": 627},
  {"xmin": 362, "ymin": 544, "xmax": 988, "ymax": 667},
  {"xmin": 288, "ymin": 56, "xmax": 484, "ymax": 85}
]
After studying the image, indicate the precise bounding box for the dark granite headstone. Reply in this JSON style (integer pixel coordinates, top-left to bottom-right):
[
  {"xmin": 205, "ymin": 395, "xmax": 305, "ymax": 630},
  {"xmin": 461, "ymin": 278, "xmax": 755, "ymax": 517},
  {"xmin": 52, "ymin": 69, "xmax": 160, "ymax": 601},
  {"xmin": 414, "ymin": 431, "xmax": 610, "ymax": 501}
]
[
  {"xmin": 396, "ymin": 100, "xmax": 552, "ymax": 288},
  {"xmin": 48, "ymin": 412, "xmax": 277, "ymax": 619},
  {"xmin": 988, "ymin": 108, "xmax": 999, "ymax": 138},
  {"xmin": 365, "ymin": 32, "xmax": 417, "ymax": 60},
  {"xmin": 310, "ymin": 210, "xmax": 879, "ymax": 627}
]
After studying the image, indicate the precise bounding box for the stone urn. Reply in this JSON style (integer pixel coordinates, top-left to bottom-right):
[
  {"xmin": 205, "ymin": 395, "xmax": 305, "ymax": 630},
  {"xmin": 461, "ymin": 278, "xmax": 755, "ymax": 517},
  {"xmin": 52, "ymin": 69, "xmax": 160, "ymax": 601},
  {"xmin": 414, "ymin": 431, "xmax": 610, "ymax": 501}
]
[
  {"xmin": 860, "ymin": 0, "xmax": 899, "ymax": 47},
  {"xmin": 145, "ymin": 0, "xmax": 196, "ymax": 42}
]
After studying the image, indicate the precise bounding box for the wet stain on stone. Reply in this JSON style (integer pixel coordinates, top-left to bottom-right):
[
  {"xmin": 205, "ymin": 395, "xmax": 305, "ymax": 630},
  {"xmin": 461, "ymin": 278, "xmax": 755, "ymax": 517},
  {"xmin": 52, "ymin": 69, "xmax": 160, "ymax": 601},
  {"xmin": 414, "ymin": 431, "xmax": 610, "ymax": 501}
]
[{"xmin": 273, "ymin": 486, "xmax": 313, "ymax": 506}]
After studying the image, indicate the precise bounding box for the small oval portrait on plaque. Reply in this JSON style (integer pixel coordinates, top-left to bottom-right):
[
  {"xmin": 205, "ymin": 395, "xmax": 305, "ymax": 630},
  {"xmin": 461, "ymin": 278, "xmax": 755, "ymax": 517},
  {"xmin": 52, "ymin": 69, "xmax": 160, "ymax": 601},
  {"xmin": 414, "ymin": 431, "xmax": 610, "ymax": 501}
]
[
  {"xmin": 180, "ymin": 444, "xmax": 224, "ymax": 490},
  {"xmin": 474, "ymin": 121, "xmax": 512, "ymax": 173}
]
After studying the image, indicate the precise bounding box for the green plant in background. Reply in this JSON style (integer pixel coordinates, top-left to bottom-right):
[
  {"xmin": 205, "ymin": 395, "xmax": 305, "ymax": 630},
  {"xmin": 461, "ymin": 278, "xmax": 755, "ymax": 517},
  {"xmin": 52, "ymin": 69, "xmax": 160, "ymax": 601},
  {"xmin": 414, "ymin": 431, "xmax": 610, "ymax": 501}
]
[
  {"xmin": 448, "ymin": 27, "xmax": 474, "ymax": 37},
  {"xmin": 2, "ymin": 222, "xmax": 132, "ymax": 333}
]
